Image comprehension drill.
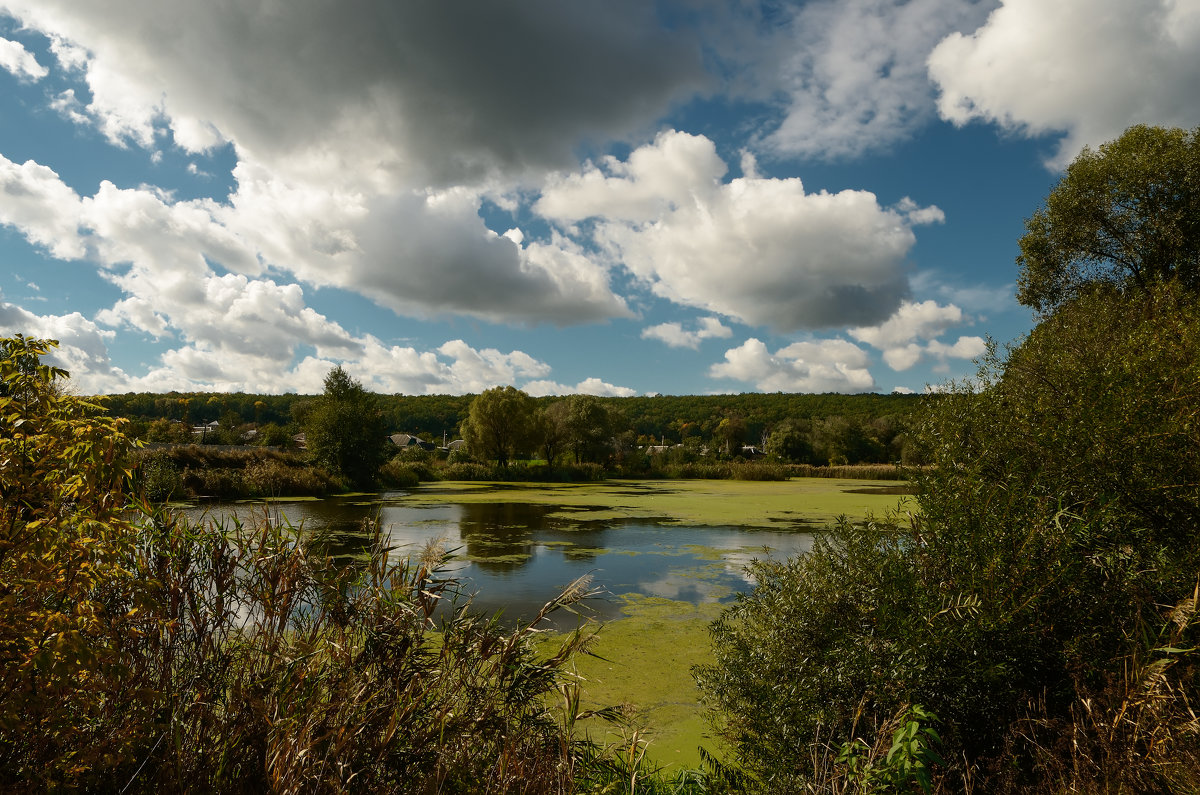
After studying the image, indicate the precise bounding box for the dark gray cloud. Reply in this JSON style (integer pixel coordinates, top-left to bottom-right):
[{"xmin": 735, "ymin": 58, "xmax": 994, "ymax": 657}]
[{"xmin": 6, "ymin": 0, "xmax": 708, "ymax": 185}]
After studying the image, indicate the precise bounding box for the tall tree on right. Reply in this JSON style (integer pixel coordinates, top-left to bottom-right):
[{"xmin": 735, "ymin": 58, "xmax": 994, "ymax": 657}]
[{"xmin": 1017, "ymin": 124, "xmax": 1200, "ymax": 313}]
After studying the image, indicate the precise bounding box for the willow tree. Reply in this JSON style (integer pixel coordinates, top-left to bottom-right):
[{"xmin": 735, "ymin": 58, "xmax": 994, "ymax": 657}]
[
  {"xmin": 1017, "ymin": 124, "xmax": 1200, "ymax": 313},
  {"xmin": 461, "ymin": 386, "xmax": 537, "ymax": 469}
]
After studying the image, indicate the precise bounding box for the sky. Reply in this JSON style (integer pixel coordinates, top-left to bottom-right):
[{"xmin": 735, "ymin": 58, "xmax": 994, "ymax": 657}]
[{"xmin": 0, "ymin": 1, "xmax": 1197, "ymax": 398}]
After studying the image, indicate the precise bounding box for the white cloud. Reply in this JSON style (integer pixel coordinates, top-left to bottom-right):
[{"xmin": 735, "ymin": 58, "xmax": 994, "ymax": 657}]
[
  {"xmin": 642, "ymin": 316, "xmax": 732, "ymax": 349},
  {"xmin": 909, "ymin": 271, "xmax": 1014, "ymax": 314},
  {"xmin": 0, "ymin": 1, "xmax": 706, "ymax": 332},
  {"xmin": 538, "ymin": 130, "xmax": 940, "ymax": 331},
  {"xmin": 523, "ymin": 377, "xmax": 636, "ymax": 398},
  {"xmin": 0, "ymin": 155, "xmax": 87, "ymax": 259},
  {"xmin": 759, "ymin": 0, "xmax": 994, "ymax": 159},
  {"xmin": 0, "ymin": 303, "xmax": 123, "ymax": 389},
  {"xmin": 929, "ymin": 0, "xmax": 1200, "ymax": 166},
  {"xmin": 850, "ymin": 299, "xmax": 985, "ymax": 371},
  {"xmin": 710, "ymin": 337, "xmax": 875, "ymax": 393},
  {"xmin": 1, "ymin": 293, "xmax": 575, "ymax": 396},
  {"xmin": 0, "ymin": 35, "xmax": 47, "ymax": 80}
]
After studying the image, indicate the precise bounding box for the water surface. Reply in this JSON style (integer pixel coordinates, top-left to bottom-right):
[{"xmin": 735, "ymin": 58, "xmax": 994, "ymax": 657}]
[{"xmin": 180, "ymin": 492, "xmax": 814, "ymax": 626}]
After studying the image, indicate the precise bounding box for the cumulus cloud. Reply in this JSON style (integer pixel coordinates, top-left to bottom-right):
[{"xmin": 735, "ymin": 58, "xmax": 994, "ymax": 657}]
[
  {"xmin": 538, "ymin": 130, "xmax": 940, "ymax": 331},
  {"xmin": 336, "ymin": 189, "xmax": 631, "ymax": 325},
  {"xmin": 0, "ymin": 35, "xmax": 46, "ymax": 80},
  {"xmin": 929, "ymin": 0, "xmax": 1200, "ymax": 166},
  {"xmin": 0, "ymin": 1, "xmax": 705, "ymax": 334},
  {"xmin": 909, "ymin": 271, "xmax": 1014, "ymax": 314},
  {"xmin": 0, "ymin": 152, "xmax": 600, "ymax": 394},
  {"xmin": 1, "ymin": 294, "xmax": 573, "ymax": 396},
  {"xmin": 0, "ymin": 155, "xmax": 87, "ymax": 259},
  {"xmin": 523, "ymin": 377, "xmax": 637, "ymax": 397},
  {"xmin": 710, "ymin": 337, "xmax": 875, "ymax": 393},
  {"xmin": 0, "ymin": 302, "xmax": 126, "ymax": 390},
  {"xmin": 759, "ymin": 0, "xmax": 994, "ymax": 159},
  {"xmin": 850, "ymin": 299, "xmax": 985, "ymax": 370},
  {"xmin": 642, "ymin": 316, "xmax": 732, "ymax": 349}
]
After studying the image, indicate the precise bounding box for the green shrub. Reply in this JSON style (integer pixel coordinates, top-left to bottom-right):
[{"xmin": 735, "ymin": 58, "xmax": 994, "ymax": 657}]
[
  {"xmin": 696, "ymin": 282, "xmax": 1200, "ymax": 792},
  {"xmin": 439, "ymin": 462, "xmax": 497, "ymax": 481},
  {"xmin": 379, "ymin": 458, "xmax": 422, "ymax": 488},
  {"xmin": 138, "ymin": 449, "xmax": 182, "ymax": 501},
  {"xmin": 729, "ymin": 461, "xmax": 787, "ymax": 481}
]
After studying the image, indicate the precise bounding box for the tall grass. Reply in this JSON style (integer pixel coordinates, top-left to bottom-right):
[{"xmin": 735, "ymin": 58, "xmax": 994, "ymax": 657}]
[
  {"xmin": 785, "ymin": 463, "xmax": 908, "ymax": 481},
  {"xmin": 4, "ymin": 505, "xmax": 631, "ymax": 792}
]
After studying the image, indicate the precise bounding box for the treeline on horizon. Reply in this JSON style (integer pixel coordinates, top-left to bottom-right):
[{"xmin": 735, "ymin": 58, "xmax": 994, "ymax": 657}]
[{"xmin": 100, "ymin": 389, "xmax": 925, "ymax": 461}]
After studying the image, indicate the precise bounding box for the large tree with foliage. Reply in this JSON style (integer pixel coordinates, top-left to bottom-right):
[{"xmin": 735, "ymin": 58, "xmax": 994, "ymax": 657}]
[
  {"xmin": 560, "ymin": 394, "xmax": 620, "ymax": 465},
  {"xmin": 461, "ymin": 386, "xmax": 538, "ymax": 469},
  {"xmin": 1017, "ymin": 124, "xmax": 1200, "ymax": 313},
  {"xmin": 302, "ymin": 366, "xmax": 388, "ymax": 488}
]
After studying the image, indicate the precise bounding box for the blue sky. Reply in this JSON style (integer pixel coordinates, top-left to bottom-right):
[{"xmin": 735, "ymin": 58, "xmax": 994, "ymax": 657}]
[{"xmin": 0, "ymin": 0, "xmax": 1197, "ymax": 397}]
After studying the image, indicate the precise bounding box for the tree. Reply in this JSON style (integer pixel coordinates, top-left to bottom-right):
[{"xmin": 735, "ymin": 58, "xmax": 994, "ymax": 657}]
[
  {"xmin": 460, "ymin": 386, "xmax": 537, "ymax": 469},
  {"xmin": 562, "ymin": 395, "xmax": 617, "ymax": 465},
  {"xmin": 302, "ymin": 366, "xmax": 388, "ymax": 488},
  {"xmin": 1017, "ymin": 124, "xmax": 1200, "ymax": 313},
  {"xmin": 764, "ymin": 420, "xmax": 814, "ymax": 463},
  {"xmin": 698, "ymin": 124, "xmax": 1200, "ymax": 788},
  {"xmin": 0, "ymin": 336, "xmax": 152, "ymax": 781},
  {"xmin": 537, "ymin": 400, "xmax": 570, "ymax": 466},
  {"xmin": 713, "ymin": 414, "xmax": 746, "ymax": 457}
]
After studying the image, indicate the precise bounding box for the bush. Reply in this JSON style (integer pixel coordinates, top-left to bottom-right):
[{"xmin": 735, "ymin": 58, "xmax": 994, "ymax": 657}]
[
  {"xmin": 379, "ymin": 458, "xmax": 423, "ymax": 488},
  {"xmin": 138, "ymin": 449, "xmax": 182, "ymax": 501},
  {"xmin": 137, "ymin": 446, "xmax": 338, "ymax": 499},
  {"xmin": 438, "ymin": 462, "xmax": 497, "ymax": 481},
  {"xmin": 696, "ymin": 283, "xmax": 1200, "ymax": 792},
  {"xmin": 729, "ymin": 461, "xmax": 787, "ymax": 481}
]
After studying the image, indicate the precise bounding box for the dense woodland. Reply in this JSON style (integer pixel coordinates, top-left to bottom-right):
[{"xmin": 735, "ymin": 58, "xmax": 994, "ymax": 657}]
[{"xmin": 101, "ymin": 390, "xmax": 920, "ymax": 450}]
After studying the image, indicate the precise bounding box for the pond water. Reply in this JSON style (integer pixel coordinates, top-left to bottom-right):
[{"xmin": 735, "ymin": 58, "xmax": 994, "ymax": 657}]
[{"xmin": 178, "ymin": 492, "xmax": 815, "ymax": 627}]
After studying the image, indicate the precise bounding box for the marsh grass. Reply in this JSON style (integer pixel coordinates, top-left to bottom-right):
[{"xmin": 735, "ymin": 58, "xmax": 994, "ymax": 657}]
[
  {"xmin": 137, "ymin": 445, "xmax": 340, "ymax": 499},
  {"xmin": 5, "ymin": 501, "xmax": 648, "ymax": 792},
  {"xmin": 785, "ymin": 463, "xmax": 908, "ymax": 481}
]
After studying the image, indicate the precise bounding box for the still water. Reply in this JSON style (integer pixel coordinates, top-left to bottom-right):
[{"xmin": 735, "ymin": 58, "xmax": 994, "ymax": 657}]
[{"xmin": 179, "ymin": 492, "xmax": 814, "ymax": 626}]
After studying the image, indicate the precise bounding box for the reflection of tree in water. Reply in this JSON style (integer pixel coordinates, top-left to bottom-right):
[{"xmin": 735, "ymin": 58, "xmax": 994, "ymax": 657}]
[
  {"xmin": 458, "ymin": 503, "xmax": 610, "ymax": 571},
  {"xmin": 458, "ymin": 502, "xmax": 546, "ymax": 572}
]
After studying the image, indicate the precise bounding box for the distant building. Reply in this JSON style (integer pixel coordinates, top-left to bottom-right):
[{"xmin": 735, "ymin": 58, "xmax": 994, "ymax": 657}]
[
  {"xmin": 390, "ymin": 433, "xmax": 436, "ymax": 452},
  {"xmin": 192, "ymin": 419, "xmax": 220, "ymax": 438}
]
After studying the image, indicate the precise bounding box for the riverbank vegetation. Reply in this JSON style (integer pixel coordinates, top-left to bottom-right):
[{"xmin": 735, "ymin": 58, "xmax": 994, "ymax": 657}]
[
  {"xmin": 6, "ymin": 123, "xmax": 1198, "ymax": 793},
  {"xmin": 696, "ymin": 124, "xmax": 1200, "ymax": 793},
  {"xmin": 1, "ymin": 336, "xmax": 726, "ymax": 793}
]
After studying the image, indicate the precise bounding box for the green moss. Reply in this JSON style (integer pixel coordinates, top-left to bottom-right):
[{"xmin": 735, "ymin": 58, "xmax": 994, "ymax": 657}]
[
  {"xmin": 543, "ymin": 595, "xmax": 729, "ymax": 770},
  {"xmin": 408, "ymin": 477, "xmax": 911, "ymax": 527}
]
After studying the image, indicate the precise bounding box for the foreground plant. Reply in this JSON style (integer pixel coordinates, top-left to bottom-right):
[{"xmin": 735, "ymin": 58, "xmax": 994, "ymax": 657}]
[
  {"xmin": 696, "ymin": 126, "xmax": 1200, "ymax": 793},
  {"xmin": 2, "ymin": 335, "xmax": 680, "ymax": 793}
]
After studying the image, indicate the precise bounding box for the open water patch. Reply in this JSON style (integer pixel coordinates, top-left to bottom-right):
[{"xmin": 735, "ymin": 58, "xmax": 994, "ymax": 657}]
[{"xmin": 176, "ymin": 493, "xmax": 814, "ymax": 628}]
